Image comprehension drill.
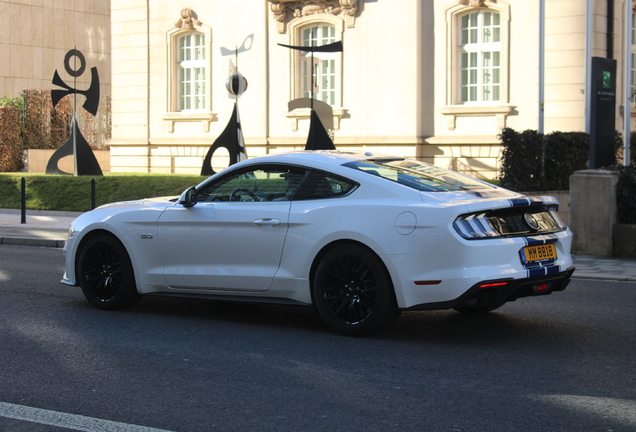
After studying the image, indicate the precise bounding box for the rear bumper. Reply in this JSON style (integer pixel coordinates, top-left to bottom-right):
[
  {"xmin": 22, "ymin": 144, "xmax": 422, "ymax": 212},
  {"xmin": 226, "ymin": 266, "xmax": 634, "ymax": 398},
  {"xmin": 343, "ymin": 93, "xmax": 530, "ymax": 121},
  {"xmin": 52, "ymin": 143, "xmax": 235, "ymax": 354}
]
[{"xmin": 405, "ymin": 266, "xmax": 575, "ymax": 311}]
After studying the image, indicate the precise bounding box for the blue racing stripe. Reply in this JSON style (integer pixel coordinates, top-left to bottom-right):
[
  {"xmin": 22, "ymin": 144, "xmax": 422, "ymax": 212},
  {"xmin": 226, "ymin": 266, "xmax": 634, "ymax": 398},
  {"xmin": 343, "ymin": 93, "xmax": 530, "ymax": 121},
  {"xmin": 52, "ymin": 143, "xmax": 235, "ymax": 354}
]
[
  {"xmin": 528, "ymin": 196, "xmax": 544, "ymax": 204},
  {"xmin": 546, "ymin": 265, "xmax": 560, "ymax": 275},
  {"xmin": 509, "ymin": 198, "xmax": 531, "ymax": 207},
  {"xmin": 528, "ymin": 267, "xmax": 546, "ymax": 277}
]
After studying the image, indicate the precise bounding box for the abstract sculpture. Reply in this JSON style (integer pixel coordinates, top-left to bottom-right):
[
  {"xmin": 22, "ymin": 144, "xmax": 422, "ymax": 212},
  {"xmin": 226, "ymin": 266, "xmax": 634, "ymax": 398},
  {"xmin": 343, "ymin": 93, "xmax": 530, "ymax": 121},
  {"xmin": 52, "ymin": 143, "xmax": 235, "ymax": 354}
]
[
  {"xmin": 201, "ymin": 35, "xmax": 253, "ymax": 176},
  {"xmin": 278, "ymin": 40, "xmax": 343, "ymax": 150},
  {"xmin": 46, "ymin": 49, "xmax": 103, "ymax": 176}
]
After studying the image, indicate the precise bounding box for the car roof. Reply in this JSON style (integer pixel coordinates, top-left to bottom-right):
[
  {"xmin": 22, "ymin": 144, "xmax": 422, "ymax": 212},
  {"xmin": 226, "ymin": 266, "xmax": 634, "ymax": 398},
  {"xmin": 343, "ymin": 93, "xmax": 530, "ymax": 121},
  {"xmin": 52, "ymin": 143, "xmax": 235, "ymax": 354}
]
[{"xmin": 244, "ymin": 150, "xmax": 395, "ymax": 166}]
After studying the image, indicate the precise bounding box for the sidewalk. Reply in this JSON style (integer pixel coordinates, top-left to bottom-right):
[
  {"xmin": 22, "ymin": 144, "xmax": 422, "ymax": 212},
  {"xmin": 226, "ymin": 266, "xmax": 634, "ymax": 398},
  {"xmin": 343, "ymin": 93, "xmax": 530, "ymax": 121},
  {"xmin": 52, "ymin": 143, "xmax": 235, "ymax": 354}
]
[
  {"xmin": 1, "ymin": 209, "xmax": 635, "ymax": 282},
  {"xmin": 0, "ymin": 209, "xmax": 80, "ymax": 248}
]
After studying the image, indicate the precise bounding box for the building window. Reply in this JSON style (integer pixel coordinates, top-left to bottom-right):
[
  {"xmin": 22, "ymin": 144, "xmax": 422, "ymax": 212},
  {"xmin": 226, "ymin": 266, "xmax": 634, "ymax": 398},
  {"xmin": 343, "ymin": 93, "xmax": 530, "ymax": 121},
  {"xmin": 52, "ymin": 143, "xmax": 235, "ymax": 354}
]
[
  {"xmin": 178, "ymin": 33, "xmax": 206, "ymax": 111},
  {"xmin": 459, "ymin": 10, "xmax": 501, "ymax": 103},
  {"xmin": 299, "ymin": 24, "xmax": 338, "ymax": 106}
]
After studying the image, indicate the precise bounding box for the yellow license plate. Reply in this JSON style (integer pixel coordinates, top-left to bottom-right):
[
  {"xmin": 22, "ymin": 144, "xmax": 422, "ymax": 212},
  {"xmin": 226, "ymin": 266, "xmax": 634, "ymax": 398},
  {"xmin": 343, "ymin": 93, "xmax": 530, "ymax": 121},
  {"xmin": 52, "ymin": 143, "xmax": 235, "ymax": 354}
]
[{"xmin": 521, "ymin": 244, "xmax": 557, "ymax": 263}]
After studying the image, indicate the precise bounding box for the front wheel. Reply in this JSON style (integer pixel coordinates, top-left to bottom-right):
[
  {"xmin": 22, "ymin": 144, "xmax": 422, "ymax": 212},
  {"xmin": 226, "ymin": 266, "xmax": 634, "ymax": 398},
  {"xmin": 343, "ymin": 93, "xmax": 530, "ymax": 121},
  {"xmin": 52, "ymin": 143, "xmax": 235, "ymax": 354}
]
[
  {"xmin": 312, "ymin": 244, "xmax": 400, "ymax": 336},
  {"xmin": 77, "ymin": 234, "xmax": 141, "ymax": 310}
]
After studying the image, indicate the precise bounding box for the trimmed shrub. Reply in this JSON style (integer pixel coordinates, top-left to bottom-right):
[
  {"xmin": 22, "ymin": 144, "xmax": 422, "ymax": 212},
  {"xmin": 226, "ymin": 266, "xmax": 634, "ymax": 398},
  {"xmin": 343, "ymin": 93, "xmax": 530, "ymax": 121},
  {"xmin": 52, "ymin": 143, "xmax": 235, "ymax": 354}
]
[
  {"xmin": 500, "ymin": 128, "xmax": 620, "ymax": 191},
  {"xmin": 615, "ymin": 164, "xmax": 636, "ymax": 224},
  {"xmin": 543, "ymin": 132, "xmax": 589, "ymax": 190},
  {"xmin": 0, "ymin": 105, "xmax": 24, "ymax": 172},
  {"xmin": 22, "ymin": 89, "xmax": 111, "ymax": 151},
  {"xmin": 498, "ymin": 128, "xmax": 545, "ymax": 191}
]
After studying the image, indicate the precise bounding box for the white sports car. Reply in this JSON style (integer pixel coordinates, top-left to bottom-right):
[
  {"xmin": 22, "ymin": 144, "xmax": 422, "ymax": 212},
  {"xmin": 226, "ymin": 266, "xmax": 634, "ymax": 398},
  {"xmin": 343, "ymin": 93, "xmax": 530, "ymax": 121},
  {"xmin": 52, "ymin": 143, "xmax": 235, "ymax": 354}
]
[{"xmin": 62, "ymin": 151, "xmax": 575, "ymax": 336}]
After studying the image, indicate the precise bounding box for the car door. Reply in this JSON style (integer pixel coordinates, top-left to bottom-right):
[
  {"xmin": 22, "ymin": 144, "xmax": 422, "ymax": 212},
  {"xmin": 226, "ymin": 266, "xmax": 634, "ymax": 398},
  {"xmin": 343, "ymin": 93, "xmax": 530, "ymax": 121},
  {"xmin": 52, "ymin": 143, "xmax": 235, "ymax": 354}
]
[{"xmin": 157, "ymin": 165, "xmax": 306, "ymax": 291}]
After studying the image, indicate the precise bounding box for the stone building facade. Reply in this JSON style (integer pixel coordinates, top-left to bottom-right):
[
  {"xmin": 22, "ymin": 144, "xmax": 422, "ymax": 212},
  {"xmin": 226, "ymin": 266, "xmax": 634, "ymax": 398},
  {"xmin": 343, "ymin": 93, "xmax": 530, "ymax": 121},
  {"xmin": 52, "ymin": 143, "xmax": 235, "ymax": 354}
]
[
  {"xmin": 0, "ymin": 0, "xmax": 111, "ymax": 102},
  {"xmin": 52, "ymin": 1, "xmax": 636, "ymax": 177}
]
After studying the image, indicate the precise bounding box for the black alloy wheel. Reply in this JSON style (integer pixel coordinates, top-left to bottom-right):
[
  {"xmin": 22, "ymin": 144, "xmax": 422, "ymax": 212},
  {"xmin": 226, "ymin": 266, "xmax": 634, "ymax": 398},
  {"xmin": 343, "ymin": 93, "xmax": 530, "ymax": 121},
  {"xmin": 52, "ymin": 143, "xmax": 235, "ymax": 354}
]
[
  {"xmin": 77, "ymin": 234, "xmax": 141, "ymax": 310},
  {"xmin": 313, "ymin": 244, "xmax": 400, "ymax": 336}
]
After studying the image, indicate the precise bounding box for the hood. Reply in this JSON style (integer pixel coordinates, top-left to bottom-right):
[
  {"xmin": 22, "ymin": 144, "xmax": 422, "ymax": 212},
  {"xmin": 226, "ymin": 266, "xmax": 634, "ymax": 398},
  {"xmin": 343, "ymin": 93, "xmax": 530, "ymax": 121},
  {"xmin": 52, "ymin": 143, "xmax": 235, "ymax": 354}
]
[{"xmin": 95, "ymin": 196, "xmax": 178, "ymax": 210}]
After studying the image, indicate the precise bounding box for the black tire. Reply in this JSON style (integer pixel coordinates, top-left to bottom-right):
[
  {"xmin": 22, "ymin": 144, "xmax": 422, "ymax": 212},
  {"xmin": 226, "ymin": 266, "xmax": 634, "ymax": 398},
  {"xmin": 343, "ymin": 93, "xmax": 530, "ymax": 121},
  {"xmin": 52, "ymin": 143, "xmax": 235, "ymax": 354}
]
[
  {"xmin": 77, "ymin": 234, "xmax": 141, "ymax": 310},
  {"xmin": 313, "ymin": 244, "xmax": 400, "ymax": 336}
]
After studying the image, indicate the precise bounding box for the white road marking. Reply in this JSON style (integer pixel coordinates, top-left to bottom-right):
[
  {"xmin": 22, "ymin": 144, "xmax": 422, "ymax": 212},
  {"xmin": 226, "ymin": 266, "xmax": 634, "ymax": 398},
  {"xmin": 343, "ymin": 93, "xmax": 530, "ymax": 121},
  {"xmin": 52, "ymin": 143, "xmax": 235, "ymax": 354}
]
[{"xmin": 0, "ymin": 402, "xmax": 175, "ymax": 432}]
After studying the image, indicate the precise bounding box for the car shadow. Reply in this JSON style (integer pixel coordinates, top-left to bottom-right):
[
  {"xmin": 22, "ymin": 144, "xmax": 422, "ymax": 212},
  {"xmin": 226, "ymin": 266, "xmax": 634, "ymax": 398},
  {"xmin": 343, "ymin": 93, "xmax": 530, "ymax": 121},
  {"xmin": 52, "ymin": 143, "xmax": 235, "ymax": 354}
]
[{"xmin": 67, "ymin": 294, "xmax": 583, "ymax": 350}]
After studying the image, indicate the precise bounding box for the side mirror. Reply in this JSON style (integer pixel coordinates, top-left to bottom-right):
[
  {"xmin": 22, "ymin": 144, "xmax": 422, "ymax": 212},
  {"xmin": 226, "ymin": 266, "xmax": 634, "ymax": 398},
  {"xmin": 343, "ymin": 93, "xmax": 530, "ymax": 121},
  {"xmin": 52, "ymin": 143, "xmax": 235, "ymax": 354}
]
[{"xmin": 178, "ymin": 186, "xmax": 197, "ymax": 208}]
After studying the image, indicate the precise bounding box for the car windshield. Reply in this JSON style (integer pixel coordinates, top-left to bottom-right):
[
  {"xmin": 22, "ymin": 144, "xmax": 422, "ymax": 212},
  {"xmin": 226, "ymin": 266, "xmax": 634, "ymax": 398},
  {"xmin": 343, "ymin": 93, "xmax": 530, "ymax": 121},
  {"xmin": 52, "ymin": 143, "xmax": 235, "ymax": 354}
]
[{"xmin": 343, "ymin": 158, "xmax": 497, "ymax": 192}]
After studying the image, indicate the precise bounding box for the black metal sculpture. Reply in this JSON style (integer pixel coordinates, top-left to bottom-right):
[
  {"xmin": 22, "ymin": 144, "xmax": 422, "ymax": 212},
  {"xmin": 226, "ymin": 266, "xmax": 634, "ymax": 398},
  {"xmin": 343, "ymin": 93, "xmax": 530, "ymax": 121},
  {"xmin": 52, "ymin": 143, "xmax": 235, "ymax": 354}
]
[
  {"xmin": 201, "ymin": 35, "xmax": 253, "ymax": 176},
  {"xmin": 46, "ymin": 49, "xmax": 103, "ymax": 176},
  {"xmin": 278, "ymin": 40, "xmax": 343, "ymax": 150}
]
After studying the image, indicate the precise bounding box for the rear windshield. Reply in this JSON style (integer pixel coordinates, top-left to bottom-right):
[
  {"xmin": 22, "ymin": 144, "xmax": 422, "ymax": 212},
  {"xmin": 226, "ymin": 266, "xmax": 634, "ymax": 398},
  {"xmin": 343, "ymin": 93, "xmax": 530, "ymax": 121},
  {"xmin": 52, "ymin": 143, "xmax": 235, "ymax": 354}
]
[{"xmin": 343, "ymin": 158, "xmax": 497, "ymax": 192}]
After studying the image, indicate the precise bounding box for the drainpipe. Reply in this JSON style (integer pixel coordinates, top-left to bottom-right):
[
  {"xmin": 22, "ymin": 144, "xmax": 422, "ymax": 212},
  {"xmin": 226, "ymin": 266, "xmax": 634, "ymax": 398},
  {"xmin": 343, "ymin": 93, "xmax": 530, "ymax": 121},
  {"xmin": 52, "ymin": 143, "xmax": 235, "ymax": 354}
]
[
  {"xmin": 264, "ymin": 3, "xmax": 270, "ymax": 151},
  {"xmin": 625, "ymin": 0, "xmax": 633, "ymax": 166},
  {"xmin": 585, "ymin": 0, "xmax": 592, "ymax": 133},
  {"xmin": 539, "ymin": 0, "xmax": 545, "ymax": 134},
  {"xmin": 607, "ymin": 0, "xmax": 614, "ymax": 58}
]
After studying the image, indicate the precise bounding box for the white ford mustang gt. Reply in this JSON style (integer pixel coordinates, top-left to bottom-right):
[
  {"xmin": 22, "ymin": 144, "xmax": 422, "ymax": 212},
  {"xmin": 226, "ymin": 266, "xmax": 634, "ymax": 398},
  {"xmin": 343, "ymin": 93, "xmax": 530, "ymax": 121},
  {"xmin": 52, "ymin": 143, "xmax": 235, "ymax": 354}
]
[{"xmin": 62, "ymin": 151, "xmax": 575, "ymax": 336}]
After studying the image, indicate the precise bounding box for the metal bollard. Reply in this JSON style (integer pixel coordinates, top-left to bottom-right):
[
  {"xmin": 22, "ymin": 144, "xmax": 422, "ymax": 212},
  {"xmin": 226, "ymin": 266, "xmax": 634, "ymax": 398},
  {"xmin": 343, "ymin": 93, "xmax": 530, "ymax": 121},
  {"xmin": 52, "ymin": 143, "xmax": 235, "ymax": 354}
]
[
  {"xmin": 20, "ymin": 177, "xmax": 26, "ymax": 224},
  {"xmin": 91, "ymin": 178, "xmax": 96, "ymax": 210}
]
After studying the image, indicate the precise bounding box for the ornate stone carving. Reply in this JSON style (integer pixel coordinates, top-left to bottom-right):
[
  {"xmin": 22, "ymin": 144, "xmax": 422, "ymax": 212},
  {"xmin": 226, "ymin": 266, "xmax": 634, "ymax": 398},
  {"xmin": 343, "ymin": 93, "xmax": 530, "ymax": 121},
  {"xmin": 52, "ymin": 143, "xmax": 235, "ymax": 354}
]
[
  {"xmin": 175, "ymin": 8, "xmax": 201, "ymax": 30},
  {"xmin": 268, "ymin": 0, "xmax": 358, "ymax": 33},
  {"xmin": 459, "ymin": 0, "xmax": 487, "ymax": 7}
]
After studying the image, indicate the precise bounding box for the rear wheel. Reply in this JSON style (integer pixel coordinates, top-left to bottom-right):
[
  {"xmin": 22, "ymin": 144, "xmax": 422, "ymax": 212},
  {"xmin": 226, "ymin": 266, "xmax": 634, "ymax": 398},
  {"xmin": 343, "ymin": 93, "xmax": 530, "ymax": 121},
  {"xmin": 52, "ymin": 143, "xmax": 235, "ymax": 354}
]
[
  {"xmin": 77, "ymin": 234, "xmax": 141, "ymax": 310},
  {"xmin": 313, "ymin": 244, "xmax": 400, "ymax": 336}
]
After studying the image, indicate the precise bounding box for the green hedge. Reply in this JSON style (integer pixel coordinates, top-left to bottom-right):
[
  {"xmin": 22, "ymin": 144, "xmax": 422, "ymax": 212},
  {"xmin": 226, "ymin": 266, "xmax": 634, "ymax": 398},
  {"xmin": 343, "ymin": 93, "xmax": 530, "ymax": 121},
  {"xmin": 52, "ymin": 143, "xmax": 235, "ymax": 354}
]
[
  {"xmin": 0, "ymin": 173, "xmax": 205, "ymax": 212},
  {"xmin": 615, "ymin": 165, "xmax": 636, "ymax": 224},
  {"xmin": 0, "ymin": 105, "xmax": 24, "ymax": 172},
  {"xmin": 543, "ymin": 131, "xmax": 591, "ymax": 190},
  {"xmin": 498, "ymin": 127, "xmax": 636, "ymax": 224},
  {"xmin": 498, "ymin": 128, "xmax": 545, "ymax": 191},
  {"xmin": 498, "ymin": 128, "xmax": 590, "ymax": 191}
]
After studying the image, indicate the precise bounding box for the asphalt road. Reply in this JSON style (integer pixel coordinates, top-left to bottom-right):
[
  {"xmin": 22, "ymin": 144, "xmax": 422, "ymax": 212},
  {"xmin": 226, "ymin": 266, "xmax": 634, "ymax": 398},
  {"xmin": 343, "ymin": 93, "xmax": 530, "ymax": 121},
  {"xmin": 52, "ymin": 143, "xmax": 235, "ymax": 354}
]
[{"xmin": 0, "ymin": 245, "xmax": 635, "ymax": 432}]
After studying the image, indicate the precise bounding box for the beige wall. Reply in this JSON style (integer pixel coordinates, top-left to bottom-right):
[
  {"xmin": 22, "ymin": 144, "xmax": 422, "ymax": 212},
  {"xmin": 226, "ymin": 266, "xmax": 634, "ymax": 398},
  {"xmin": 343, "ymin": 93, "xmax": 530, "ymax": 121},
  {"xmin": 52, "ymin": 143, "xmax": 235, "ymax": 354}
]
[
  {"xmin": 0, "ymin": 0, "xmax": 111, "ymax": 100},
  {"xmin": 109, "ymin": 1, "xmax": 433, "ymax": 174},
  {"xmin": 108, "ymin": 0, "xmax": 631, "ymax": 178}
]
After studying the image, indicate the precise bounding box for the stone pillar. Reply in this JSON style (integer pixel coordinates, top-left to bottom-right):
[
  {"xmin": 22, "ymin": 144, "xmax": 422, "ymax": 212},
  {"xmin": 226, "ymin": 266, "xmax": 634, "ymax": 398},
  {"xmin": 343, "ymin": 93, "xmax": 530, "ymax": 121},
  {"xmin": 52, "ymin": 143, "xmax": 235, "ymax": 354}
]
[{"xmin": 569, "ymin": 170, "xmax": 618, "ymax": 256}]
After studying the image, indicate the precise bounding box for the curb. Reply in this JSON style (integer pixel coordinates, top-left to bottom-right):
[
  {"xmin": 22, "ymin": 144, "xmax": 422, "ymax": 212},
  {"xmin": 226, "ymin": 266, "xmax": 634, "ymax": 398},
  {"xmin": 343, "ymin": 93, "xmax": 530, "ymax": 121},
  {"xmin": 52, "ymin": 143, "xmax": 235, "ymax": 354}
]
[
  {"xmin": 571, "ymin": 273, "xmax": 636, "ymax": 282},
  {"xmin": 0, "ymin": 237, "xmax": 66, "ymax": 248},
  {"xmin": 0, "ymin": 209, "xmax": 83, "ymax": 217}
]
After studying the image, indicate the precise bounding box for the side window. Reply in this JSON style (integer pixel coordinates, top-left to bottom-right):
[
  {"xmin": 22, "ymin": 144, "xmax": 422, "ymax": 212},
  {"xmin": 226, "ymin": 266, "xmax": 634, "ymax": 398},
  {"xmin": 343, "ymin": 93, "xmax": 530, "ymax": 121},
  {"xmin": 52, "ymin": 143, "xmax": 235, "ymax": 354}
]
[
  {"xmin": 294, "ymin": 171, "xmax": 357, "ymax": 201},
  {"xmin": 196, "ymin": 166, "xmax": 307, "ymax": 202}
]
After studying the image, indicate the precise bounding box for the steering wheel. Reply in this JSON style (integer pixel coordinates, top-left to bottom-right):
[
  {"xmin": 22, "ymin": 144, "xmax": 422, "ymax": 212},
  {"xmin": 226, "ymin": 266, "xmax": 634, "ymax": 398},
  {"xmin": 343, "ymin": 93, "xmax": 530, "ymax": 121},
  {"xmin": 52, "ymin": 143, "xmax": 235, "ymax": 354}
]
[{"xmin": 229, "ymin": 187, "xmax": 257, "ymax": 201}]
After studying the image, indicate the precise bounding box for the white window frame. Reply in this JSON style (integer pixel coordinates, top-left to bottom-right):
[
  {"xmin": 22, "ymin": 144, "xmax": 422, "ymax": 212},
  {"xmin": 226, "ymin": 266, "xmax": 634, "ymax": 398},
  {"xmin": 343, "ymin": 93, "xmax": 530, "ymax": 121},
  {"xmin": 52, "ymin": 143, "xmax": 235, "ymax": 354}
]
[
  {"xmin": 440, "ymin": 1, "xmax": 512, "ymax": 131},
  {"xmin": 299, "ymin": 24, "xmax": 338, "ymax": 106},
  {"xmin": 178, "ymin": 33, "xmax": 207, "ymax": 112},
  {"xmin": 285, "ymin": 15, "xmax": 347, "ymax": 131},
  {"xmin": 459, "ymin": 10, "xmax": 501, "ymax": 104},
  {"xmin": 288, "ymin": 15, "xmax": 343, "ymax": 107},
  {"xmin": 163, "ymin": 25, "xmax": 216, "ymax": 134}
]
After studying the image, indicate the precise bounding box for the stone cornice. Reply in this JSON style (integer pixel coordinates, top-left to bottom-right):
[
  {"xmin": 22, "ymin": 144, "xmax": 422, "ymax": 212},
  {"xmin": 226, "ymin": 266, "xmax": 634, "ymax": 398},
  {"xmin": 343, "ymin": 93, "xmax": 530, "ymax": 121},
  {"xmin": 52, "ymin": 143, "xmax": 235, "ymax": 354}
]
[
  {"xmin": 268, "ymin": 0, "xmax": 358, "ymax": 33},
  {"xmin": 458, "ymin": 0, "xmax": 496, "ymax": 7}
]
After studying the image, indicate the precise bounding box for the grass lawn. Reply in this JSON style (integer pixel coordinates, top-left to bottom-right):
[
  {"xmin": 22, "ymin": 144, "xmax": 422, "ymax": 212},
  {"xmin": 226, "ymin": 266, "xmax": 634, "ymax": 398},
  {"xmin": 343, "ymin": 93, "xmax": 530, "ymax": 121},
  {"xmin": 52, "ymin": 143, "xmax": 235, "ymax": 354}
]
[{"xmin": 0, "ymin": 173, "xmax": 206, "ymax": 212}]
